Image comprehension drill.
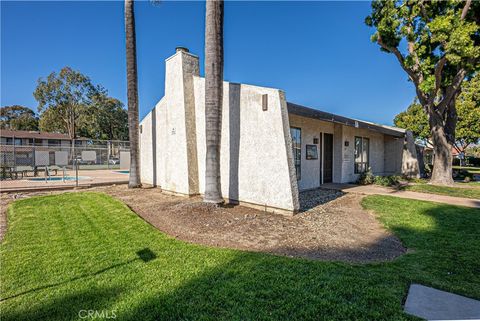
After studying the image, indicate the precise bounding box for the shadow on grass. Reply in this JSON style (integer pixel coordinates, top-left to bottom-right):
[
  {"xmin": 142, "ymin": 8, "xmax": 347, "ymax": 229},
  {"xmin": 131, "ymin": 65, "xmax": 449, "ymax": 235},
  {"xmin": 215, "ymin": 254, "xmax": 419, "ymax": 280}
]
[
  {"xmin": 115, "ymin": 201, "xmax": 479, "ymax": 320},
  {"xmin": 2, "ymin": 286, "xmax": 124, "ymax": 321},
  {"xmin": 1, "ymin": 248, "xmax": 156, "ymax": 302},
  {"xmin": 3, "ymin": 198, "xmax": 480, "ymax": 320}
]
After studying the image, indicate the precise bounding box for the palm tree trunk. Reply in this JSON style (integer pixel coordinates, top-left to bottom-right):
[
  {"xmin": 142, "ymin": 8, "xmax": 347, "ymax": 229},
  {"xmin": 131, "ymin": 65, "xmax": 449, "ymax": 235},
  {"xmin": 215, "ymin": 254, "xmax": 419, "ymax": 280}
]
[
  {"xmin": 125, "ymin": 0, "xmax": 141, "ymax": 188},
  {"xmin": 204, "ymin": 0, "xmax": 224, "ymax": 204}
]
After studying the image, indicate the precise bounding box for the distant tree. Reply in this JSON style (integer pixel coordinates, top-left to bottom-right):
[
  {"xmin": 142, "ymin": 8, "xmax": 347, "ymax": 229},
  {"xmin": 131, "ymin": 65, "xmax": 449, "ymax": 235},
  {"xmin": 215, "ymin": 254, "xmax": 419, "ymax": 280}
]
[
  {"xmin": 0, "ymin": 105, "xmax": 38, "ymax": 131},
  {"xmin": 395, "ymin": 75, "xmax": 480, "ymax": 152},
  {"xmin": 87, "ymin": 94, "xmax": 129, "ymax": 141},
  {"xmin": 125, "ymin": 0, "xmax": 141, "ymax": 188},
  {"xmin": 466, "ymin": 145, "xmax": 480, "ymax": 158},
  {"xmin": 455, "ymin": 73, "xmax": 480, "ymax": 152},
  {"xmin": 394, "ymin": 100, "xmax": 430, "ymax": 144},
  {"xmin": 34, "ymin": 67, "xmax": 100, "ymax": 139},
  {"xmin": 366, "ymin": 0, "xmax": 480, "ymax": 185}
]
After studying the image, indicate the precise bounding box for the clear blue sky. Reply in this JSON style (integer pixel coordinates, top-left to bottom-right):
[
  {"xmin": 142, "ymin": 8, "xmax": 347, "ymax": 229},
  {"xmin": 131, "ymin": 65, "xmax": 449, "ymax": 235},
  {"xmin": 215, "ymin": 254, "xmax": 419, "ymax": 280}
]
[{"xmin": 1, "ymin": 1, "xmax": 415, "ymax": 125}]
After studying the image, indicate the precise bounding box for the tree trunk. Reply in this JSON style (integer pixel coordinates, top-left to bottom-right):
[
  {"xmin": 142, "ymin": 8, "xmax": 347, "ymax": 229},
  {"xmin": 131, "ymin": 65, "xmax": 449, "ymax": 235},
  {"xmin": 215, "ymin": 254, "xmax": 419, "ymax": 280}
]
[
  {"xmin": 204, "ymin": 0, "xmax": 224, "ymax": 204},
  {"xmin": 125, "ymin": 0, "xmax": 141, "ymax": 188},
  {"xmin": 429, "ymin": 113, "xmax": 454, "ymax": 185}
]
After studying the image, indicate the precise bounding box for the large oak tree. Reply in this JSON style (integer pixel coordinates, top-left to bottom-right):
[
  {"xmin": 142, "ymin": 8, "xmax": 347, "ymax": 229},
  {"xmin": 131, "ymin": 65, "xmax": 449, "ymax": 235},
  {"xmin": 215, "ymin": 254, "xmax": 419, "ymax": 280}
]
[
  {"xmin": 366, "ymin": 0, "xmax": 479, "ymax": 185},
  {"xmin": 395, "ymin": 74, "xmax": 480, "ymax": 152}
]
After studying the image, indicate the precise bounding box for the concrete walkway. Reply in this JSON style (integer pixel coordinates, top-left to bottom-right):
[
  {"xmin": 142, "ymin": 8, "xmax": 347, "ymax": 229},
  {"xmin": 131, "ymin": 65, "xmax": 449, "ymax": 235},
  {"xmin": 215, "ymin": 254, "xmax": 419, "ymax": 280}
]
[
  {"xmin": 322, "ymin": 183, "xmax": 480, "ymax": 208},
  {"xmin": 404, "ymin": 284, "xmax": 480, "ymax": 320}
]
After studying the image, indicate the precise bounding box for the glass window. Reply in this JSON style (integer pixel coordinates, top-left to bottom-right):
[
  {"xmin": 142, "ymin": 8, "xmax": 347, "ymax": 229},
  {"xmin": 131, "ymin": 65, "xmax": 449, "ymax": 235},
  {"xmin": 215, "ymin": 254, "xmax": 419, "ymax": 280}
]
[
  {"xmin": 290, "ymin": 127, "xmax": 301, "ymax": 180},
  {"xmin": 354, "ymin": 136, "xmax": 369, "ymax": 174},
  {"xmin": 48, "ymin": 139, "xmax": 61, "ymax": 146}
]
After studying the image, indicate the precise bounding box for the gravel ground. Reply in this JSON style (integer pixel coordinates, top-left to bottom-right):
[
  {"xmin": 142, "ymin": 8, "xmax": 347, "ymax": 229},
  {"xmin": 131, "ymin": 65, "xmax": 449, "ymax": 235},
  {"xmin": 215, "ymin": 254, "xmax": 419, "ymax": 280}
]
[
  {"xmin": 0, "ymin": 185, "xmax": 406, "ymax": 263},
  {"xmin": 101, "ymin": 185, "xmax": 405, "ymax": 263}
]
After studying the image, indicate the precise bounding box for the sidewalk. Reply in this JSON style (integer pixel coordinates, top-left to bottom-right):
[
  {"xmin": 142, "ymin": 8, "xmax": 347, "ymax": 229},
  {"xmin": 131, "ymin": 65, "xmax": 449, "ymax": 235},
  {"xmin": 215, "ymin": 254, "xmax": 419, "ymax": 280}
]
[{"xmin": 322, "ymin": 183, "xmax": 480, "ymax": 209}]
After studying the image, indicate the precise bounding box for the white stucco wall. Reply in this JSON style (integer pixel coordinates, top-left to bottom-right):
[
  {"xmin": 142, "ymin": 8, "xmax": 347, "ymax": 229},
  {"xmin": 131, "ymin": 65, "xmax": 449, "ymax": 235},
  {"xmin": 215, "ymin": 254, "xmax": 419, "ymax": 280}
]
[
  {"xmin": 140, "ymin": 112, "xmax": 153, "ymax": 185},
  {"xmin": 139, "ymin": 49, "xmax": 405, "ymax": 213},
  {"xmin": 341, "ymin": 126, "xmax": 384, "ymax": 183},
  {"xmin": 287, "ymin": 116, "xmax": 392, "ymax": 186},
  {"xmin": 288, "ymin": 114, "xmax": 334, "ymax": 191},
  {"xmin": 140, "ymin": 49, "xmax": 299, "ymax": 212},
  {"xmin": 193, "ymin": 77, "xmax": 298, "ymax": 211}
]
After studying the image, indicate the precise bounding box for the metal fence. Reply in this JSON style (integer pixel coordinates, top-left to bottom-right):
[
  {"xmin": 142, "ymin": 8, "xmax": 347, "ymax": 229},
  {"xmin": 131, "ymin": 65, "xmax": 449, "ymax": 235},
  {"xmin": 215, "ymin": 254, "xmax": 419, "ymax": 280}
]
[{"xmin": 0, "ymin": 140, "xmax": 131, "ymax": 191}]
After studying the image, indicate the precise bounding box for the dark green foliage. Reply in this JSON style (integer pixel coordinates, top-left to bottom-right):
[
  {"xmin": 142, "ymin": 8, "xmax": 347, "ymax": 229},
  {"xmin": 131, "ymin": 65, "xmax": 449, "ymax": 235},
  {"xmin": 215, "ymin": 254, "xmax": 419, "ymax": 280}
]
[
  {"xmin": 374, "ymin": 175, "xmax": 401, "ymax": 187},
  {"xmin": 394, "ymin": 100, "xmax": 430, "ymax": 142},
  {"xmin": 366, "ymin": 0, "xmax": 480, "ymax": 185},
  {"xmin": 357, "ymin": 167, "xmax": 375, "ymax": 185},
  {"xmin": 0, "ymin": 105, "xmax": 39, "ymax": 131}
]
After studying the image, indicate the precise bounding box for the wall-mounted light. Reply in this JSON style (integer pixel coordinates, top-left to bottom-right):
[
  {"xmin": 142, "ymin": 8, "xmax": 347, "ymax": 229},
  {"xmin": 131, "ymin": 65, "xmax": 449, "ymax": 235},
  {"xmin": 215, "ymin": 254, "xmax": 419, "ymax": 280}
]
[
  {"xmin": 262, "ymin": 94, "xmax": 268, "ymax": 111},
  {"xmin": 344, "ymin": 141, "xmax": 349, "ymax": 147},
  {"xmin": 313, "ymin": 138, "xmax": 319, "ymax": 144}
]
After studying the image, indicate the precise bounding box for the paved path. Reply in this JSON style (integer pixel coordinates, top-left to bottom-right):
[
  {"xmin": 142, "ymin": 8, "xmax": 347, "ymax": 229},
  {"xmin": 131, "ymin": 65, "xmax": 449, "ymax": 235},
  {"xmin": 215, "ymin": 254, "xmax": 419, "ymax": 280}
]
[
  {"xmin": 404, "ymin": 284, "xmax": 480, "ymax": 320},
  {"xmin": 322, "ymin": 183, "xmax": 480, "ymax": 208}
]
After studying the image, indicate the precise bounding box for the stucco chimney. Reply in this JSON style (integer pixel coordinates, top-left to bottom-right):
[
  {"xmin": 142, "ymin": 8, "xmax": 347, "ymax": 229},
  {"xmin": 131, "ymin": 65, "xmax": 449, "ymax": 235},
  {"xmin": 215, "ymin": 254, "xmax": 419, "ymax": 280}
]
[
  {"xmin": 176, "ymin": 46, "xmax": 189, "ymax": 53},
  {"xmin": 163, "ymin": 48, "xmax": 200, "ymax": 195}
]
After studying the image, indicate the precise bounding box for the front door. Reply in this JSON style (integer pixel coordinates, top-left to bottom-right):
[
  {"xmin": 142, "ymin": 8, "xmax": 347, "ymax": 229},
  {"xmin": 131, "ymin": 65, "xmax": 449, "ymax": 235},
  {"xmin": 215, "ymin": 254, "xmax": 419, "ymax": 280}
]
[{"xmin": 323, "ymin": 133, "xmax": 333, "ymax": 183}]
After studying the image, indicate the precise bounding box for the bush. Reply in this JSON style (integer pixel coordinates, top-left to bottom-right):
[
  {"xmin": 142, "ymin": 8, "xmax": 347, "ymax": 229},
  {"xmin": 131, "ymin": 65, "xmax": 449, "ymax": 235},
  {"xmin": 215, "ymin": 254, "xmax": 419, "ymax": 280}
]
[
  {"xmin": 357, "ymin": 167, "xmax": 375, "ymax": 185},
  {"xmin": 357, "ymin": 168, "xmax": 401, "ymax": 187},
  {"xmin": 453, "ymin": 169, "xmax": 473, "ymax": 180},
  {"xmin": 374, "ymin": 175, "xmax": 401, "ymax": 187}
]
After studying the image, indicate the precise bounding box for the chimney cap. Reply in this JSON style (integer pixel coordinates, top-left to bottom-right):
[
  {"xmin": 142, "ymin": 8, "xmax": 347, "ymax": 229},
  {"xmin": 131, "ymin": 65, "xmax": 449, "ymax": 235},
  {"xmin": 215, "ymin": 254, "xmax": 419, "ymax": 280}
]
[{"xmin": 176, "ymin": 47, "xmax": 189, "ymax": 53}]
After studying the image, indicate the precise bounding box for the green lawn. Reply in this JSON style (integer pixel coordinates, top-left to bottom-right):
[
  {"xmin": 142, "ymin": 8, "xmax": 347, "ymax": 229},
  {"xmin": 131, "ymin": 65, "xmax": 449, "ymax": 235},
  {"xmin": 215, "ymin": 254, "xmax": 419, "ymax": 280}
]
[
  {"xmin": 453, "ymin": 166, "xmax": 480, "ymax": 174},
  {"xmin": 403, "ymin": 183, "xmax": 480, "ymax": 199},
  {"xmin": 1, "ymin": 193, "xmax": 479, "ymax": 321}
]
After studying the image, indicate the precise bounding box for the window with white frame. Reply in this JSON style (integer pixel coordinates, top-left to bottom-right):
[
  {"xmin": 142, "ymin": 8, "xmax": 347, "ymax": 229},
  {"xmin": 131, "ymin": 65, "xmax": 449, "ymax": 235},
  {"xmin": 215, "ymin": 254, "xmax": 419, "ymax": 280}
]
[
  {"xmin": 290, "ymin": 127, "xmax": 301, "ymax": 180},
  {"xmin": 354, "ymin": 136, "xmax": 369, "ymax": 174}
]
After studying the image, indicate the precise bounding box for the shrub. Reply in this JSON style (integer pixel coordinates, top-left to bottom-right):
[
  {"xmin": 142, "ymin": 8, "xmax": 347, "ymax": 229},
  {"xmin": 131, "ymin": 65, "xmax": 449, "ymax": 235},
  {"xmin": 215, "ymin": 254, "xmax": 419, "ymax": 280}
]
[
  {"xmin": 357, "ymin": 168, "xmax": 375, "ymax": 185},
  {"xmin": 374, "ymin": 175, "xmax": 401, "ymax": 187}
]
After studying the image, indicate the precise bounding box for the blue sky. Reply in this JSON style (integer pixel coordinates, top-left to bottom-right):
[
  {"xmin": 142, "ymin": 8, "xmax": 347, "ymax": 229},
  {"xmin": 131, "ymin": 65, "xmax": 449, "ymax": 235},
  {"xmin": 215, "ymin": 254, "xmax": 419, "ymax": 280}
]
[{"xmin": 1, "ymin": 1, "xmax": 415, "ymax": 125}]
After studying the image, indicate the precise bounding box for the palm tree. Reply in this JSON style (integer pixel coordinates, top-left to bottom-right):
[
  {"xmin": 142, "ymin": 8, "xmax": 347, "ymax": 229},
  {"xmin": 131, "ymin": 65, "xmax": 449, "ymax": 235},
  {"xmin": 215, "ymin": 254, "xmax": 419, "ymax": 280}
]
[
  {"xmin": 204, "ymin": 0, "xmax": 224, "ymax": 204},
  {"xmin": 125, "ymin": 0, "xmax": 141, "ymax": 188}
]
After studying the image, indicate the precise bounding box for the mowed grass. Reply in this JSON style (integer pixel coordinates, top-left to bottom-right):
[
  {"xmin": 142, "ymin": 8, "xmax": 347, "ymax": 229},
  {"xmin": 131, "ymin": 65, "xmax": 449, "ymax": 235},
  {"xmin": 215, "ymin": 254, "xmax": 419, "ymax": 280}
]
[
  {"xmin": 1, "ymin": 193, "xmax": 479, "ymax": 321},
  {"xmin": 403, "ymin": 183, "xmax": 480, "ymax": 199},
  {"xmin": 453, "ymin": 166, "xmax": 480, "ymax": 174}
]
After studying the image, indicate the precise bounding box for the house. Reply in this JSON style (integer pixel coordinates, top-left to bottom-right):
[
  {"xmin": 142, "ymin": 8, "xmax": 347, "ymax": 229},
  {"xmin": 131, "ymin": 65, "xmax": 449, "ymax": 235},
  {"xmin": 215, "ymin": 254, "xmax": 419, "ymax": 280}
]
[
  {"xmin": 0, "ymin": 129, "xmax": 88, "ymax": 147},
  {"xmin": 139, "ymin": 48, "xmax": 420, "ymax": 214}
]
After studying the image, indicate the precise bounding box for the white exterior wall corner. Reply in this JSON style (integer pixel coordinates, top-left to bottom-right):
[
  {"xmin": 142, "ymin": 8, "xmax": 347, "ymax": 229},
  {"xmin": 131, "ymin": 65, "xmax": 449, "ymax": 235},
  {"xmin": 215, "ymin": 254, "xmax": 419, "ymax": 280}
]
[
  {"xmin": 193, "ymin": 77, "xmax": 297, "ymax": 212},
  {"xmin": 278, "ymin": 91, "xmax": 300, "ymax": 212},
  {"xmin": 383, "ymin": 135, "xmax": 403, "ymax": 175},
  {"xmin": 181, "ymin": 53, "xmax": 200, "ymax": 195},
  {"xmin": 401, "ymin": 130, "xmax": 420, "ymax": 178},
  {"xmin": 139, "ymin": 112, "xmax": 154, "ymax": 185},
  {"xmin": 161, "ymin": 50, "xmax": 198, "ymax": 195}
]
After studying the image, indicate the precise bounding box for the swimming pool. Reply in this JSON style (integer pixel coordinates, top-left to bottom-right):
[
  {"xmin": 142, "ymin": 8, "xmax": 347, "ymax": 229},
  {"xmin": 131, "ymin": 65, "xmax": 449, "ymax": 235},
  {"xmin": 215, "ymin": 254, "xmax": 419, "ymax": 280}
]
[
  {"xmin": 28, "ymin": 176, "xmax": 90, "ymax": 182},
  {"xmin": 115, "ymin": 170, "xmax": 129, "ymax": 174}
]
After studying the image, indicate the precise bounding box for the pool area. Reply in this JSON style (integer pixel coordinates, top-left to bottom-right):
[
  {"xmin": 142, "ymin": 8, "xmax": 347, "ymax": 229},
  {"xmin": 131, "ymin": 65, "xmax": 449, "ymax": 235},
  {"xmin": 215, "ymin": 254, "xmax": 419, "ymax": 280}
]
[
  {"xmin": 28, "ymin": 176, "xmax": 90, "ymax": 182},
  {"xmin": 115, "ymin": 170, "xmax": 129, "ymax": 174},
  {"xmin": 1, "ymin": 169, "xmax": 129, "ymax": 192}
]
